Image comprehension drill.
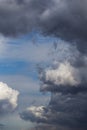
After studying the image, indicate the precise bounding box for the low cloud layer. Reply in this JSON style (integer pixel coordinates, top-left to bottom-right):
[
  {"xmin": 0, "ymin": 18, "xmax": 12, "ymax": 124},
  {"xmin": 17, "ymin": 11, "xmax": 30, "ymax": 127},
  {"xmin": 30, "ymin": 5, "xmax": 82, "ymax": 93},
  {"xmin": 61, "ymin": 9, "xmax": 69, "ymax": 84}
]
[{"xmin": 0, "ymin": 82, "xmax": 19, "ymax": 115}]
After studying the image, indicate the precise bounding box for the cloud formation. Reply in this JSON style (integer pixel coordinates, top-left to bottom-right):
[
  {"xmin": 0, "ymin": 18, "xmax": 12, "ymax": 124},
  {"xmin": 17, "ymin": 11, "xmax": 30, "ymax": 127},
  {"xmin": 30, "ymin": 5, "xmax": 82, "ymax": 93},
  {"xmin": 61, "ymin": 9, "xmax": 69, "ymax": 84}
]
[
  {"xmin": 0, "ymin": 82, "xmax": 19, "ymax": 115},
  {"xmin": 0, "ymin": 0, "xmax": 49, "ymax": 36},
  {"xmin": 0, "ymin": 0, "xmax": 86, "ymax": 43},
  {"xmin": 0, "ymin": 0, "xmax": 87, "ymax": 59},
  {"xmin": 39, "ymin": 61, "xmax": 87, "ymax": 94},
  {"xmin": 20, "ymin": 41, "xmax": 87, "ymax": 129}
]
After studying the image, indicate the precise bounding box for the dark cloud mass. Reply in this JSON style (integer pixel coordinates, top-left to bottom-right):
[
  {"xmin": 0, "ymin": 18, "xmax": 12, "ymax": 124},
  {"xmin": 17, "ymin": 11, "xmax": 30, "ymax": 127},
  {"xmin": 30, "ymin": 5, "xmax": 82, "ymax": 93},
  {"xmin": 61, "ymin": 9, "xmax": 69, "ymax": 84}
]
[
  {"xmin": 20, "ymin": 43, "xmax": 87, "ymax": 129},
  {"xmin": 20, "ymin": 61, "xmax": 87, "ymax": 129},
  {"xmin": 0, "ymin": 0, "xmax": 87, "ymax": 44},
  {"xmin": 0, "ymin": 0, "xmax": 86, "ymax": 55},
  {"xmin": 0, "ymin": 0, "xmax": 50, "ymax": 36}
]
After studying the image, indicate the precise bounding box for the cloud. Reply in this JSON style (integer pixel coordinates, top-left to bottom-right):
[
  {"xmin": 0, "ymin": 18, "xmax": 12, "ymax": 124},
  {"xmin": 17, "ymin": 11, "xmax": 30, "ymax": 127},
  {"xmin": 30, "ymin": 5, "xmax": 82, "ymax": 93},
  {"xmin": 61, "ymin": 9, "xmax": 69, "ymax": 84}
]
[
  {"xmin": 20, "ymin": 93, "xmax": 87, "ymax": 128},
  {"xmin": 1, "ymin": 0, "xmax": 87, "ymax": 129},
  {"xmin": 0, "ymin": 75, "xmax": 50, "ymax": 112},
  {"xmin": 0, "ymin": 0, "xmax": 86, "ymax": 46},
  {"xmin": 40, "ymin": 61, "xmax": 80, "ymax": 87},
  {"xmin": 17, "ymin": 30, "xmax": 87, "ymax": 130},
  {"xmin": 20, "ymin": 106, "xmax": 47, "ymax": 123},
  {"xmin": 20, "ymin": 42, "xmax": 87, "ymax": 129},
  {"xmin": 0, "ymin": 0, "xmax": 50, "ymax": 36},
  {"xmin": 29, "ymin": 125, "xmax": 84, "ymax": 130},
  {"xmin": 0, "ymin": 82, "xmax": 19, "ymax": 115},
  {"xmin": 39, "ymin": 61, "xmax": 87, "ymax": 94}
]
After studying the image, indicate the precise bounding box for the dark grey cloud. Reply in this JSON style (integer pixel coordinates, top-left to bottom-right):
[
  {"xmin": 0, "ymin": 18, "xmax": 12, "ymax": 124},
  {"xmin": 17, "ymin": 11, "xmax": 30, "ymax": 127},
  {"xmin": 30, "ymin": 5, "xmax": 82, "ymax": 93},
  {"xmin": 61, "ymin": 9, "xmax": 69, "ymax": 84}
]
[
  {"xmin": 29, "ymin": 125, "xmax": 82, "ymax": 130},
  {"xmin": 0, "ymin": 0, "xmax": 50, "ymax": 36},
  {"xmin": 0, "ymin": 0, "xmax": 86, "ymax": 56},
  {"xmin": 20, "ymin": 58, "xmax": 87, "ymax": 126},
  {"xmin": 0, "ymin": 0, "xmax": 87, "ymax": 45},
  {"xmin": 20, "ymin": 93, "xmax": 87, "ymax": 129}
]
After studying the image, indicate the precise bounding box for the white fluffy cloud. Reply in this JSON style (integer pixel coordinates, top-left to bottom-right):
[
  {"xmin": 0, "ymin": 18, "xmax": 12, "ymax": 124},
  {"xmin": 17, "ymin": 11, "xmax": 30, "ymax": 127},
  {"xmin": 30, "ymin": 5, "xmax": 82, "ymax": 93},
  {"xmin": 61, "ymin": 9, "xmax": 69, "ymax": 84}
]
[
  {"xmin": 0, "ymin": 82, "xmax": 19, "ymax": 114},
  {"xmin": 26, "ymin": 106, "xmax": 46, "ymax": 119},
  {"xmin": 45, "ymin": 62, "xmax": 80, "ymax": 86}
]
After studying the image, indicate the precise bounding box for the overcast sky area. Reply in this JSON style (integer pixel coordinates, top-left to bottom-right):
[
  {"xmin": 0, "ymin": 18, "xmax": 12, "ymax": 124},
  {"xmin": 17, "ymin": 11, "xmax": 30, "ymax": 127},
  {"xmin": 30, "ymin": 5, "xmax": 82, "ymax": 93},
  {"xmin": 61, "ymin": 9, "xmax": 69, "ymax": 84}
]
[{"xmin": 0, "ymin": 0, "xmax": 87, "ymax": 130}]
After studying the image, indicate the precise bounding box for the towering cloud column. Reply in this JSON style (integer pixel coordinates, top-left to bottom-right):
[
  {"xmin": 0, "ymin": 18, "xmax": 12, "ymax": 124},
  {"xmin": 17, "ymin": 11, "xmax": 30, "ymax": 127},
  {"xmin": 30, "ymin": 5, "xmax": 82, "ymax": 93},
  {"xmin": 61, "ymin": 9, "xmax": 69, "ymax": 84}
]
[{"xmin": 20, "ymin": 40, "xmax": 87, "ymax": 129}]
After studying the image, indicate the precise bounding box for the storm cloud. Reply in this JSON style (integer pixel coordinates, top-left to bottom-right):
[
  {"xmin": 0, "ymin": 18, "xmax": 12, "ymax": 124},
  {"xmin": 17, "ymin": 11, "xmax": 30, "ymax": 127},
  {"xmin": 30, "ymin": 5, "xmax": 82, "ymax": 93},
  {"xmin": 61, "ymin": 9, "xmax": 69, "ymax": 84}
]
[
  {"xmin": 0, "ymin": 0, "xmax": 86, "ymax": 42},
  {"xmin": 20, "ymin": 40, "xmax": 87, "ymax": 129},
  {"xmin": 0, "ymin": 0, "xmax": 50, "ymax": 36},
  {"xmin": 0, "ymin": 0, "xmax": 86, "ymax": 56},
  {"xmin": 20, "ymin": 60, "xmax": 87, "ymax": 128}
]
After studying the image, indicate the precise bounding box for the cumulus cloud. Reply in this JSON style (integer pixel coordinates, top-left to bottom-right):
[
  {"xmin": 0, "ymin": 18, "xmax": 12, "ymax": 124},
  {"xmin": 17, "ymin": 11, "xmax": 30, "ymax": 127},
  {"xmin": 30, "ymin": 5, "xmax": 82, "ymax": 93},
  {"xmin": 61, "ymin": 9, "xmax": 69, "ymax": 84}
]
[
  {"xmin": 20, "ymin": 42, "xmax": 87, "ymax": 129},
  {"xmin": 0, "ymin": 82, "xmax": 19, "ymax": 115},
  {"xmin": 41, "ymin": 62, "xmax": 80, "ymax": 86}
]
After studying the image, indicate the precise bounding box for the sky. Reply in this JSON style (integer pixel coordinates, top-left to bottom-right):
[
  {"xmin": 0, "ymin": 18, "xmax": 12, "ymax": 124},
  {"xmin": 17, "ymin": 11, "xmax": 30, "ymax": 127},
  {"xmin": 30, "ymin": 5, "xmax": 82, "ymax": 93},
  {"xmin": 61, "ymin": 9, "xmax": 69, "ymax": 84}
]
[{"xmin": 0, "ymin": 0, "xmax": 87, "ymax": 130}]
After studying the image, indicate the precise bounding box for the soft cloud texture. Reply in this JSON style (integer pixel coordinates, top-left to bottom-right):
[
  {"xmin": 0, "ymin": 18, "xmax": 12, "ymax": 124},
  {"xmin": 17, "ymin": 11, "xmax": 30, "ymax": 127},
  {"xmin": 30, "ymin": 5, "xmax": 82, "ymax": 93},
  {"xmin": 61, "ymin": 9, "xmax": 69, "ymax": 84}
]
[
  {"xmin": 0, "ymin": 0, "xmax": 87, "ymax": 45},
  {"xmin": 20, "ymin": 42, "xmax": 87, "ymax": 129},
  {"xmin": 0, "ymin": 0, "xmax": 87, "ymax": 129},
  {"xmin": 0, "ymin": 75, "xmax": 50, "ymax": 111},
  {"xmin": 41, "ymin": 62, "xmax": 80, "ymax": 86},
  {"xmin": 0, "ymin": 0, "xmax": 86, "ymax": 56},
  {"xmin": 0, "ymin": 82, "xmax": 19, "ymax": 115}
]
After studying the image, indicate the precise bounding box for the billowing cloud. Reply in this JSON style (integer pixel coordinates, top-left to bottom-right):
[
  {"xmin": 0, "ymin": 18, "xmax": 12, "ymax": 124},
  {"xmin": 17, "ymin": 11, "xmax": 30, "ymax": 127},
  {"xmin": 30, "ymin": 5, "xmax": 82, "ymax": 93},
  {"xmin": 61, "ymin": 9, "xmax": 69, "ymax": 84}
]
[
  {"xmin": 20, "ymin": 93, "xmax": 87, "ymax": 128},
  {"xmin": 0, "ymin": 0, "xmax": 87, "ymax": 44},
  {"xmin": 39, "ymin": 61, "xmax": 87, "ymax": 94},
  {"xmin": 0, "ymin": 0, "xmax": 50, "ymax": 36},
  {"xmin": 20, "ymin": 41, "xmax": 87, "ymax": 129},
  {"xmin": 0, "ymin": 82, "xmax": 19, "ymax": 115},
  {"xmin": 20, "ymin": 89, "xmax": 87, "ymax": 129},
  {"xmin": 40, "ymin": 62, "xmax": 80, "ymax": 89},
  {"xmin": 0, "ymin": 0, "xmax": 86, "ymax": 64}
]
